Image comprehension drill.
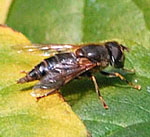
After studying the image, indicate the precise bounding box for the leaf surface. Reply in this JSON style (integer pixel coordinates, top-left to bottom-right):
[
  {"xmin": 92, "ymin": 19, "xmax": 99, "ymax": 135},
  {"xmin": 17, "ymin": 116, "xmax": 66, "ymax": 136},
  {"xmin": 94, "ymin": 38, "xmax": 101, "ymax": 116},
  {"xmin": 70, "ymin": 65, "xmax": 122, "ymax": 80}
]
[
  {"xmin": 0, "ymin": 25, "xmax": 88, "ymax": 137},
  {"xmin": 1, "ymin": 0, "xmax": 150, "ymax": 136}
]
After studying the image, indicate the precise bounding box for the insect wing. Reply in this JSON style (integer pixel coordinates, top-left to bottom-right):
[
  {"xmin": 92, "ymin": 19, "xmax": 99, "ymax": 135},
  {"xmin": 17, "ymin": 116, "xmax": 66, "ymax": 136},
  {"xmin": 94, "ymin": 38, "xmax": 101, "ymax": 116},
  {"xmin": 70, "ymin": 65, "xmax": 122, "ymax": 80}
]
[
  {"xmin": 63, "ymin": 58, "xmax": 97, "ymax": 84},
  {"xmin": 21, "ymin": 44, "xmax": 81, "ymax": 57},
  {"xmin": 31, "ymin": 58, "xmax": 96, "ymax": 98},
  {"xmin": 31, "ymin": 72, "xmax": 64, "ymax": 97},
  {"xmin": 30, "ymin": 87, "xmax": 57, "ymax": 98}
]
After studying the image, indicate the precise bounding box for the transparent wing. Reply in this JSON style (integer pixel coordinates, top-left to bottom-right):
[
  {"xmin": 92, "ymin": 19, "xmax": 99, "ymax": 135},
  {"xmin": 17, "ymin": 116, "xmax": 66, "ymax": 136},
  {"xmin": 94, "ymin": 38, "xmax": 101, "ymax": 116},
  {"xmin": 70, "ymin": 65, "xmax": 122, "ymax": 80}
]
[
  {"xmin": 31, "ymin": 72, "xmax": 64, "ymax": 97},
  {"xmin": 15, "ymin": 43, "xmax": 81, "ymax": 57},
  {"xmin": 30, "ymin": 88, "xmax": 57, "ymax": 98},
  {"xmin": 30, "ymin": 58, "xmax": 96, "ymax": 98}
]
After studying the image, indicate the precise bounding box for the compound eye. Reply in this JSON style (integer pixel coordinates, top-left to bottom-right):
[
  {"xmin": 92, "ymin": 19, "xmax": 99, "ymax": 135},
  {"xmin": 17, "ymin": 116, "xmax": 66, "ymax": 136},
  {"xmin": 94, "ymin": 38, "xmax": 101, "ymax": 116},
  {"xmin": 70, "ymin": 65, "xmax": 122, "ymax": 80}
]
[
  {"xmin": 109, "ymin": 56, "xmax": 115, "ymax": 66},
  {"xmin": 75, "ymin": 49, "xmax": 84, "ymax": 57}
]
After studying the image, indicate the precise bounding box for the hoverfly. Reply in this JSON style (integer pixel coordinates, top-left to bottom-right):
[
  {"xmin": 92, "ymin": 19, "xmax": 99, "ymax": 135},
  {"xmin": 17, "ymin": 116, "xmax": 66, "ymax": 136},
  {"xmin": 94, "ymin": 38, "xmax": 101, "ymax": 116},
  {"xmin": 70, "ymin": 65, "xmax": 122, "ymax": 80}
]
[{"xmin": 17, "ymin": 41, "xmax": 141, "ymax": 109}]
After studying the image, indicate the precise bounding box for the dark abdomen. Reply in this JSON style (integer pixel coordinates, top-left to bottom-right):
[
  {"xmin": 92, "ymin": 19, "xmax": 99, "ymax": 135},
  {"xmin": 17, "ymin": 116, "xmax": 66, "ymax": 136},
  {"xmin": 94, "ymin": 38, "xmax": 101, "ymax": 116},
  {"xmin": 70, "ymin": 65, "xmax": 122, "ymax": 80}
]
[{"xmin": 17, "ymin": 53, "xmax": 78, "ymax": 84}]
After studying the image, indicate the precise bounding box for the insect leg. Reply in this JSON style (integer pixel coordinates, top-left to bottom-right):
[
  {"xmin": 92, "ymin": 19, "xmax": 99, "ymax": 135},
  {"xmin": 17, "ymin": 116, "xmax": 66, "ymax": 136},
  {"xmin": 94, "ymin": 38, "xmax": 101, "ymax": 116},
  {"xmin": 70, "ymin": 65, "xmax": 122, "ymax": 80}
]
[
  {"xmin": 90, "ymin": 74, "xmax": 108, "ymax": 109},
  {"xmin": 100, "ymin": 71, "xmax": 141, "ymax": 90},
  {"xmin": 122, "ymin": 68, "xmax": 135, "ymax": 73},
  {"xmin": 20, "ymin": 70, "xmax": 28, "ymax": 74}
]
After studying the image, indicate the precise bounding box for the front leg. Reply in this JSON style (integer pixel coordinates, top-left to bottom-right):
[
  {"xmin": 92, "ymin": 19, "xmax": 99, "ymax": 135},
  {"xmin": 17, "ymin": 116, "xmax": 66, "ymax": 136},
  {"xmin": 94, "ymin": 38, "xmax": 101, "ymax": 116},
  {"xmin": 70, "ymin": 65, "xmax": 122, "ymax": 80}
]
[
  {"xmin": 87, "ymin": 72, "xmax": 108, "ymax": 109},
  {"xmin": 100, "ymin": 71, "xmax": 141, "ymax": 90}
]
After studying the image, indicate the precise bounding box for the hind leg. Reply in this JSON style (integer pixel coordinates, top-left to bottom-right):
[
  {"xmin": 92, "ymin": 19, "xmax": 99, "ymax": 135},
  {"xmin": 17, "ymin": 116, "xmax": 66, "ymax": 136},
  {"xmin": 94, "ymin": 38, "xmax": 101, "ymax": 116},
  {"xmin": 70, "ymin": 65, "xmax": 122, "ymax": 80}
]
[{"xmin": 100, "ymin": 71, "xmax": 141, "ymax": 90}]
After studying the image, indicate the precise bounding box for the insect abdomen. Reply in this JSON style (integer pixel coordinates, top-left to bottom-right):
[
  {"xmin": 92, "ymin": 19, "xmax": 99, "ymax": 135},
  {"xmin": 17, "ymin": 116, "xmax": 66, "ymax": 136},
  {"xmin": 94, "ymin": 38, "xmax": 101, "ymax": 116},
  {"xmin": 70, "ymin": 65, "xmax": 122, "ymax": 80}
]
[
  {"xmin": 17, "ymin": 53, "xmax": 77, "ymax": 84},
  {"xmin": 17, "ymin": 56, "xmax": 58, "ymax": 83}
]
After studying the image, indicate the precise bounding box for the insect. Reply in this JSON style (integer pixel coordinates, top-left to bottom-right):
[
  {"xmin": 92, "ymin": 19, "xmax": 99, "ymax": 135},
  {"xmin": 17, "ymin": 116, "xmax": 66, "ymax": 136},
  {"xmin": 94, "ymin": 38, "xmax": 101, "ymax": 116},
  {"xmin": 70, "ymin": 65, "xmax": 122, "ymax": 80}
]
[{"xmin": 17, "ymin": 41, "xmax": 141, "ymax": 109}]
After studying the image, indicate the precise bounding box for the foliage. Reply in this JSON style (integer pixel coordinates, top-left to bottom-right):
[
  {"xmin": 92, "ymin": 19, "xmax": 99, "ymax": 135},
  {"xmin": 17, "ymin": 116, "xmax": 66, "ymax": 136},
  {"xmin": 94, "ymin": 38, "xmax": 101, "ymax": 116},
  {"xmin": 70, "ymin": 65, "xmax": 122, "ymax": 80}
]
[{"xmin": 0, "ymin": 0, "xmax": 150, "ymax": 136}]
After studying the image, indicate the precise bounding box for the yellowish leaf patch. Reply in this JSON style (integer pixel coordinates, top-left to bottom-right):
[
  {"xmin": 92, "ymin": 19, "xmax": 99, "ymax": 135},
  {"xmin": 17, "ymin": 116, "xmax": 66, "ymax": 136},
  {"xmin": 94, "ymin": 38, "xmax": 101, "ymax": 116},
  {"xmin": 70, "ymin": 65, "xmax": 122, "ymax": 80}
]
[{"xmin": 0, "ymin": 25, "xmax": 89, "ymax": 137}]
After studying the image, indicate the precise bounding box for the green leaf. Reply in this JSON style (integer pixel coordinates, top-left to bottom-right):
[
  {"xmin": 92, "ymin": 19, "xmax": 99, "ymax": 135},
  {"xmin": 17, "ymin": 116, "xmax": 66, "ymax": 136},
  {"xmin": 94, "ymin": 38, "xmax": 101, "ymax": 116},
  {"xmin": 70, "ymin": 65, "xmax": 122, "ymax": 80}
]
[
  {"xmin": 1, "ymin": 0, "xmax": 150, "ymax": 137},
  {"xmin": 0, "ymin": 25, "xmax": 88, "ymax": 137},
  {"xmin": 108, "ymin": 122, "xmax": 150, "ymax": 137}
]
